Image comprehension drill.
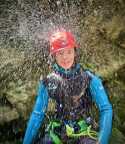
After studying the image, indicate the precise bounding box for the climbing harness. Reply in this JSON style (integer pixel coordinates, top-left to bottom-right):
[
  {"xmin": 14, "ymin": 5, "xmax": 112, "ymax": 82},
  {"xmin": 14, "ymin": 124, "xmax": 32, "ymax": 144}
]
[
  {"xmin": 46, "ymin": 119, "xmax": 98, "ymax": 144},
  {"xmin": 66, "ymin": 120, "xmax": 98, "ymax": 140}
]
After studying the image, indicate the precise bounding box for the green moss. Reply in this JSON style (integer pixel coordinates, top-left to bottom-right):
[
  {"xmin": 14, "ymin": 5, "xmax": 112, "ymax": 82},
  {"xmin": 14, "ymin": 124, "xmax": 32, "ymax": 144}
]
[{"xmin": 110, "ymin": 128, "xmax": 125, "ymax": 144}]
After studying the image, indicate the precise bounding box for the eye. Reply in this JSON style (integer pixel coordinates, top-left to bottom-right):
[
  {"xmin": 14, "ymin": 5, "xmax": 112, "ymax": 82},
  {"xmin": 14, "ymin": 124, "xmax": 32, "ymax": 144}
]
[{"xmin": 58, "ymin": 51, "xmax": 64, "ymax": 56}]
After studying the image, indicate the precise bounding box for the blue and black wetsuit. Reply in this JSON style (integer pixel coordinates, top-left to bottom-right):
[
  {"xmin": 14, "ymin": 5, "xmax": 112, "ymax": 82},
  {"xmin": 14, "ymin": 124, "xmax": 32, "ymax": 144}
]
[{"xmin": 23, "ymin": 63, "xmax": 113, "ymax": 144}]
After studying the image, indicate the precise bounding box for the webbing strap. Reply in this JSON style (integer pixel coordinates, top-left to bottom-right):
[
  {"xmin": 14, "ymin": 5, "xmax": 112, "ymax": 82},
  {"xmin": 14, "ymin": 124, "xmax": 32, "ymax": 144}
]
[
  {"xmin": 66, "ymin": 124, "xmax": 98, "ymax": 140},
  {"xmin": 47, "ymin": 121, "xmax": 62, "ymax": 144},
  {"xmin": 47, "ymin": 120, "xmax": 98, "ymax": 144}
]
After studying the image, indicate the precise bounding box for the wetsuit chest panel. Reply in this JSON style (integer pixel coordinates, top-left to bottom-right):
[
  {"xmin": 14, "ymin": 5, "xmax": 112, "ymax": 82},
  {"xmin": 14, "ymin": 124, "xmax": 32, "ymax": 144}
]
[{"xmin": 44, "ymin": 71, "xmax": 91, "ymax": 120}]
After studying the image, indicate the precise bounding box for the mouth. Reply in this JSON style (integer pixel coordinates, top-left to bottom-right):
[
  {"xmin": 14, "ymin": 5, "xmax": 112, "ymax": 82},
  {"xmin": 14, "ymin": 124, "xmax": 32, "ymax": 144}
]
[{"xmin": 62, "ymin": 61, "xmax": 70, "ymax": 65}]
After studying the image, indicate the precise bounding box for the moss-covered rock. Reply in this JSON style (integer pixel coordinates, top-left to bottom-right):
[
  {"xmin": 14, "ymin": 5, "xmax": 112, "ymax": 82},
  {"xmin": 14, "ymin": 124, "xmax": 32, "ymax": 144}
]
[
  {"xmin": 110, "ymin": 128, "xmax": 125, "ymax": 144},
  {"xmin": 0, "ymin": 106, "xmax": 19, "ymax": 124}
]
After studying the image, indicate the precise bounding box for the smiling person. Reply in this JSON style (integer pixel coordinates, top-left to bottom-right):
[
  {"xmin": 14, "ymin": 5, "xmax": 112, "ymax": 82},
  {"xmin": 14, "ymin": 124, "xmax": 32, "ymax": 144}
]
[{"xmin": 23, "ymin": 29, "xmax": 113, "ymax": 144}]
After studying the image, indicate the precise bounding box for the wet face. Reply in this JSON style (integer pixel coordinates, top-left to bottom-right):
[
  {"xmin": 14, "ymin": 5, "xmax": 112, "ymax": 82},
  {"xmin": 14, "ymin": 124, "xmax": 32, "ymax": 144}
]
[{"xmin": 55, "ymin": 48, "xmax": 75, "ymax": 70}]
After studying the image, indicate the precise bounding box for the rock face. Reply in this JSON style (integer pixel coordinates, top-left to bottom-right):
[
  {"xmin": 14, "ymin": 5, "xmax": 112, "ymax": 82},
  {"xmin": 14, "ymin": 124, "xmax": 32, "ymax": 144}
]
[
  {"xmin": 0, "ymin": 48, "xmax": 37, "ymax": 122},
  {"xmin": 0, "ymin": 106, "xmax": 19, "ymax": 123},
  {"xmin": 0, "ymin": 0, "xmax": 125, "ymax": 143}
]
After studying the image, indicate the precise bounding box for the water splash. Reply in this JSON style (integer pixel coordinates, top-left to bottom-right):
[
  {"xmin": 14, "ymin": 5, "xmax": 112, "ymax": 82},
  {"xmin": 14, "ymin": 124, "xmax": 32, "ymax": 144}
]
[{"xmin": 0, "ymin": 0, "xmax": 92, "ymax": 143}]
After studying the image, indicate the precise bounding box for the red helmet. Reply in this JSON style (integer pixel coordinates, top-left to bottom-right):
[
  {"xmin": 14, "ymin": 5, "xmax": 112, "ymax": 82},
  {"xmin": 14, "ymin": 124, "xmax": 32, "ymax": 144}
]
[{"xmin": 49, "ymin": 30, "xmax": 78, "ymax": 54}]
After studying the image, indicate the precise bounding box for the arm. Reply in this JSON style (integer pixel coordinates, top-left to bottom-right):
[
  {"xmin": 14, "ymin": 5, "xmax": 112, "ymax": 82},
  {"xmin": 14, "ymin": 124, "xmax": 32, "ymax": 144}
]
[
  {"xmin": 86, "ymin": 71, "xmax": 113, "ymax": 144},
  {"xmin": 23, "ymin": 80, "xmax": 49, "ymax": 144}
]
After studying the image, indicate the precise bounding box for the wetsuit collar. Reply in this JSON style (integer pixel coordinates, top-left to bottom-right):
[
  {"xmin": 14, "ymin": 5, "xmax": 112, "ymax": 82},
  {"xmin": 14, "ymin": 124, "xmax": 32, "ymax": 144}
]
[{"xmin": 52, "ymin": 63, "xmax": 81, "ymax": 78}]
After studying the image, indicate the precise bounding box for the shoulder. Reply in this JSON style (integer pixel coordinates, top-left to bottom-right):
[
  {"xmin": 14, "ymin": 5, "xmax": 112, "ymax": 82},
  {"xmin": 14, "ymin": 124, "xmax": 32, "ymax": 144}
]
[
  {"xmin": 38, "ymin": 74, "xmax": 50, "ymax": 89},
  {"xmin": 40, "ymin": 72, "xmax": 62, "ymax": 81},
  {"xmin": 85, "ymin": 70, "xmax": 101, "ymax": 79},
  {"xmin": 39, "ymin": 72, "xmax": 61, "ymax": 90},
  {"xmin": 84, "ymin": 70, "xmax": 103, "ymax": 86},
  {"xmin": 39, "ymin": 72, "xmax": 55, "ymax": 85},
  {"xmin": 79, "ymin": 65, "xmax": 94, "ymax": 78}
]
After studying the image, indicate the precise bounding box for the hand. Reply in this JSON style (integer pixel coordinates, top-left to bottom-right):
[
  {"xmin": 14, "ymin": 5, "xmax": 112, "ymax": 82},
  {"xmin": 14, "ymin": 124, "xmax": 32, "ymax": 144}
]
[{"xmin": 96, "ymin": 141, "xmax": 99, "ymax": 144}]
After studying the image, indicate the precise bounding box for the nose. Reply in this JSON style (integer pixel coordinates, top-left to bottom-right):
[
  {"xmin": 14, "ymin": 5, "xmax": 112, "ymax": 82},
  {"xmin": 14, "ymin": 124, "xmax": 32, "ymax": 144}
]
[
  {"xmin": 62, "ymin": 52, "xmax": 67, "ymax": 60},
  {"xmin": 63, "ymin": 54, "xmax": 67, "ymax": 60}
]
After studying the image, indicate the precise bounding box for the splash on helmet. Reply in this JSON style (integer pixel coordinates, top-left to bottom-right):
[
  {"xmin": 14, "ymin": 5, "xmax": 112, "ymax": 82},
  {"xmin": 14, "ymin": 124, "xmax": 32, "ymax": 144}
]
[{"xmin": 49, "ymin": 29, "xmax": 78, "ymax": 54}]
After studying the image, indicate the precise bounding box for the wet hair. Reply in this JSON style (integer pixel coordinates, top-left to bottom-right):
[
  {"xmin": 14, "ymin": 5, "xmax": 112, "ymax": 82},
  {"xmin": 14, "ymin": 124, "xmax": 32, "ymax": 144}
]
[{"xmin": 74, "ymin": 47, "xmax": 80, "ymax": 64}]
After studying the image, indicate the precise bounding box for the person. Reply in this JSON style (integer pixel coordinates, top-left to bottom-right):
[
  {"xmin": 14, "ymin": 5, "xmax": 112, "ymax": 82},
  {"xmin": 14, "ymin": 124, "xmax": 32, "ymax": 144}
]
[{"xmin": 23, "ymin": 29, "xmax": 113, "ymax": 144}]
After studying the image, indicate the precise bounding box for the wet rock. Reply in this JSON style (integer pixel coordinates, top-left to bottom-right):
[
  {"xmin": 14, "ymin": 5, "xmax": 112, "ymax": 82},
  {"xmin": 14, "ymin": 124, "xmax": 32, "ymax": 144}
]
[
  {"xmin": 6, "ymin": 81, "xmax": 37, "ymax": 119},
  {"xmin": 80, "ymin": 14, "xmax": 125, "ymax": 78},
  {"xmin": 117, "ymin": 31, "xmax": 125, "ymax": 48},
  {"xmin": 0, "ymin": 48, "xmax": 39, "ymax": 122},
  {"xmin": 116, "ymin": 65, "xmax": 125, "ymax": 86},
  {"xmin": 99, "ymin": 16, "xmax": 125, "ymax": 48},
  {"xmin": 110, "ymin": 128, "xmax": 125, "ymax": 144},
  {"xmin": 0, "ymin": 106, "xmax": 19, "ymax": 124},
  {"xmin": 0, "ymin": 48, "xmax": 25, "ymax": 90}
]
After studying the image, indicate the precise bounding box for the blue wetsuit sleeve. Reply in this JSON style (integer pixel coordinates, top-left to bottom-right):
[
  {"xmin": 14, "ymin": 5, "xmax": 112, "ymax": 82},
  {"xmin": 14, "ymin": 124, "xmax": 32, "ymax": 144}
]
[
  {"xmin": 23, "ymin": 81, "xmax": 49, "ymax": 144},
  {"xmin": 86, "ymin": 71, "xmax": 113, "ymax": 144}
]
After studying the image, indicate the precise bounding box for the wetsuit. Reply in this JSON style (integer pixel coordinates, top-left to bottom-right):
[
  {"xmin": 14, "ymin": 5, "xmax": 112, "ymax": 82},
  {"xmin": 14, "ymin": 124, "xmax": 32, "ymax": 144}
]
[{"xmin": 23, "ymin": 64, "xmax": 113, "ymax": 144}]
